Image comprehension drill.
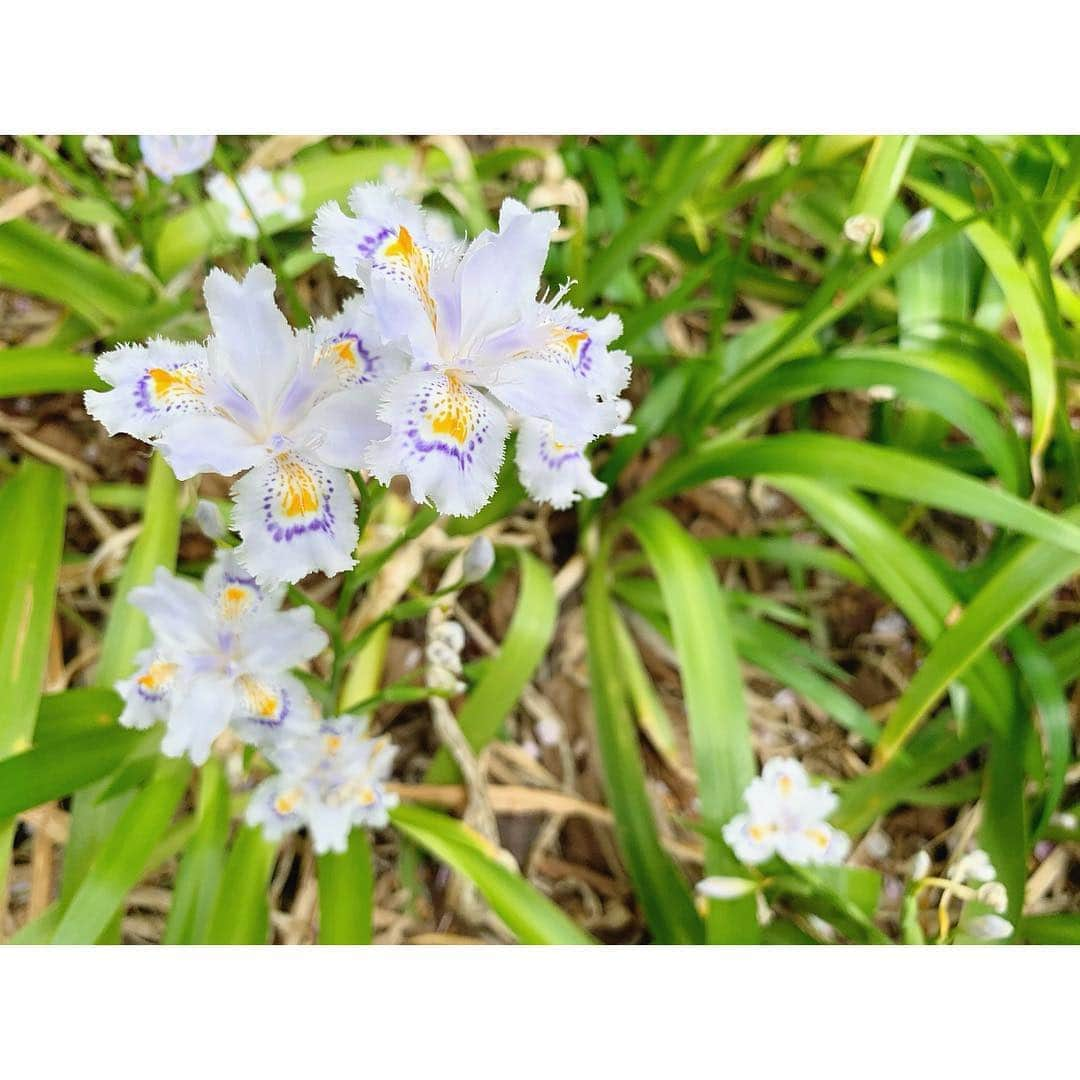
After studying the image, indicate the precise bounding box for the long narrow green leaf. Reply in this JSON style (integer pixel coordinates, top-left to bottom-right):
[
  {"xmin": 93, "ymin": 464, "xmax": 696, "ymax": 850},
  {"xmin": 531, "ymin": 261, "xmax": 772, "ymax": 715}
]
[
  {"xmin": 317, "ymin": 829, "xmax": 374, "ymax": 945},
  {"xmin": 850, "ymin": 135, "xmax": 919, "ymax": 224},
  {"xmin": 719, "ymin": 353, "xmax": 1023, "ymax": 493},
  {"xmin": 876, "ymin": 506, "xmax": 1080, "ymax": 762},
  {"xmin": 61, "ymin": 454, "xmax": 181, "ymax": 924},
  {"xmin": 1010, "ymin": 627, "xmax": 1071, "ymax": 838},
  {"xmin": 0, "ymin": 346, "xmax": 105, "ymax": 396},
  {"xmin": 0, "ymin": 458, "xmax": 65, "ymax": 898},
  {"xmin": 162, "ymin": 758, "xmax": 231, "ymax": 945},
  {"xmin": 390, "ymin": 804, "xmax": 594, "ymax": 945},
  {"xmin": 905, "ymin": 175, "xmax": 1058, "ymax": 477},
  {"xmin": 624, "ymin": 506, "xmax": 756, "ymax": 942},
  {"xmin": 425, "ymin": 549, "xmax": 556, "ymax": 784},
  {"xmin": 584, "ymin": 549, "xmax": 703, "ymax": 944},
  {"xmin": 769, "ymin": 478, "xmax": 1014, "ymax": 730},
  {"xmin": 51, "ymin": 756, "xmax": 191, "ymax": 944},
  {"xmin": 205, "ymin": 826, "xmax": 277, "ymax": 945},
  {"xmin": 0, "ymin": 727, "xmax": 142, "ymax": 818},
  {"xmin": 634, "ymin": 433, "xmax": 1080, "ymax": 556},
  {"xmin": 0, "ymin": 219, "xmax": 153, "ymax": 330},
  {"xmin": 578, "ymin": 137, "xmax": 752, "ymax": 305}
]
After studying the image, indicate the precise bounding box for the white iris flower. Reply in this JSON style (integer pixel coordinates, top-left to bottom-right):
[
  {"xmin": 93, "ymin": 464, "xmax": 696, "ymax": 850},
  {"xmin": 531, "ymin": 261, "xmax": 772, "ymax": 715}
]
[
  {"xmin": 313, "ymin": 183, "xmax": 632, "ymax": 516},
  {"xmin": 246, "ymin": 716, "xmax": 399, "ymax": 854},
  {"xmin": 722, "ymin": 757, "xmax": 850, "ymax": 867},
  {"xmin": 115, "ymin": 551, "xmax": 327, "ymax": 764},
  {"xmin": 86, "ymin": 265, "xmax": 397, "ymax": 583},
  {"xmin": 207, "ymin": 167, "xmax": 304, "ymax": 238},
  {"xmin": 138, "ymin": 135, "xmax": 216, "ymax": 183}
]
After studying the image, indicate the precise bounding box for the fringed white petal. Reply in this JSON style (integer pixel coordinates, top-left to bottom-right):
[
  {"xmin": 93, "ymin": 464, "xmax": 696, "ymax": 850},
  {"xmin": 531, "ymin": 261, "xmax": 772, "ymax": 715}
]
[
  {"xmin": 515, "ymin": 419, "xmax": 607, "ymax": 510},
  {"xmin": 366, "ymin": 371, "xmax": 509, "ymax": 517},
  {"xmin": 230, "ymin": 452, "xmax": 359, "ymax": 583},
  {"xmin": 85, "ymin": 339, "xmax": 212, "ymax": 441}
]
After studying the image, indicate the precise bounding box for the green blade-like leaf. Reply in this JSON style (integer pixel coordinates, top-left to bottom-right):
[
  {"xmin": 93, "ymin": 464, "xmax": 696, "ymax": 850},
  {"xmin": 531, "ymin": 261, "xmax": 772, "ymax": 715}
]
[
  {"xmin": 0, "ymin": 458, "xmax": 66, "ymax": 897},
  {"xmin": 51, "ymin": 756, "xmax": 191, "ymax": 944},
  {"xmin": 578, "ymin": 136, "xmax": 753, "ymax": 305},
  {"xmin": 876, "ymin": 506, "xmax": 1080, "ymax": 762},
  {"xmin": 0, "ymin": 218, "xmax": 153, "ymax": 331},
  {"xmin": 0, "ymin": 727, "xmax": 142, "ymax": 818},
  {"xmin": 0, "ymin": 346, "xmax": 105, "ymax": 396},
  {"xmin": 584, "ymin": 549, "xmax": 703, "ymax": 944},
  {"xmin": 61, "ymin": 453, "xmax": 181, "ymax": 927},
  {"xmin": 1010, "ymin": 627, "xmax": 1071, "ymax": 837},
  {"xmin": 624, "ymin": 505, "xmax": 756, "ymax": 942},
  {"xmin": 205, "ymin": 826, "xmax": 277, "ymax": 945},
  {"xmin": 905, "ymin": 175, "xmax": 1058, "ymax": 478},
  {"xmin": 634, "ymin": 433, "xmax": 1080, "ymax": 556},
  {"xmin": 718, "ymin": 352, "xmax": 1024, "ymax": 493},
  {"xmin": 317, "ymin": 829, "xmax": 374, "ymax": 945},
  {"xmin": 162, "ymin": 758, "xmax": 231, "ymax": 945},
  {"xmin": 390, "ymin": 804, "xmax": 594, "ymax": 945}
]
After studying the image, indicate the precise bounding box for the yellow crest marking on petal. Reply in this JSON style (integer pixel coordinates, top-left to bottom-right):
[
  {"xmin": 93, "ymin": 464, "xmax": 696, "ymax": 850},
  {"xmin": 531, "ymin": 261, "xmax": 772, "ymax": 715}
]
[
  {"xmin": 806, "ymin": 828, "xmax": 830, "ymax": 849},
  {"xmin": 357, "ymin": 787, "xmax": 376, "ymax": 806},
  {"xmin": 383, "ymin": 225, "xmax": 437, "ymax": 328},
  {"xmin": 552, "ymin": 327, "xmax": 588, "ymax": 355},
  {"xmin": 278, "ymin": 454, "xmax": 320, "ymax": 518},
  {"xmin": 148, "ymin": 366, "xmax": 204, "ymax": 400},
  {"xmin": 778, "ymin": 775, "xmax": 793, "ymax": 795},
  {"xmin": 427, "ymin": 373, "xmax": 471, "ymax": 444},
  {"xmin": 137, "ymin": 659, "xmax": 177, "ymax": 690},
  {"xmin": 332, "ymin": 340, "xmax": 357, "ymax": 367},
  {"xmin": 324, "ymin": 734, "xmax": 343, "ymax": 755},
  {"xmin": 239, "ymin": 674, "xmax": 280, "ymax": 718},
  {"xmin": 274, "ymin": 790, "xmax": 300, "ymax": 815},
  {"xmin": 220, "ymin": 584, "xmax": 256, "ymax": 620}
]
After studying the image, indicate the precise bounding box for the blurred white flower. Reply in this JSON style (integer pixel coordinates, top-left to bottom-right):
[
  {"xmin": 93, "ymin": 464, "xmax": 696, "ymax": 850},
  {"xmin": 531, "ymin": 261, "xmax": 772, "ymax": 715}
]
[
  {"xmin": 977, "ymin": 881, "xmax": 1009, "ymax": 915},
  {"xmin": 900, "ymin": 207, "xmax": 935, "ymax": 246},
  {"xmin": 115, "ymin": 551, "xmax": 326, "ymax": 764},
  {"xmin": 86, "ymin": 265, "xmax": 390, "ymax": 583},
  {"xmin": 843, "ymin": 213, "xmax": 882, "ymax": 247},
  {"xmin": 425, "ymin": 613, "xmax": 467, "ymax": 694},
  {"xmin": 534, "ymin": 714, "xmax": 562, "ymax": 748},
  {"xmin": 695, "ymin": 876, "xmax": 757, "ymax": 900},
  {"xmin": 462, "ymin": 535, "xmax": 495, "ymax": 582},
  {"xmin": 246, "ymin": 716, "xmax": 398, "ymax": 854},
  {"xmin": 83, "ymin": 135, "xmax": 131, "ymax": 176},
  {"xmin": 722, "ymin": 757, "xmax": 850, "ymax": 867},
  {"xmin": 207, "ymin": 167, "xmax": 304, "ymax": 238},
  {"xmin": 909, "ymin": 850, "xmax": 932, "ymax": 881},
  {"xmin": 313, "ymin": 183, "xmax": 631, "ymax": 516},
  {"xmin": 194, "ymin": 498, "xmax": 226, "ymax": 540},
  {"xmin": 139, "ymin": 135, "xmax": 216, "ymax": 183},
  {"xmin": 962, "ymin": 913, "xmax": 1013, "ymax": 942},
  {"xmin": 948, "ymin": 848, "xmax": 996, "ymax": 885}
]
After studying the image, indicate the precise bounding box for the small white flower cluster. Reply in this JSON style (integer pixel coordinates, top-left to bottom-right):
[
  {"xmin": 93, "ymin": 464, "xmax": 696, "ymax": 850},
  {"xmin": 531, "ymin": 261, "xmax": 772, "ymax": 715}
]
[
  {"xmin": 909, "ymin": 845, "xmax": 1013, "ymax": 942},
  {"xmin": 722, "ymin": 758, "xmax": 850, "ymax": 867},
  {"xmin": 246, "ymin": 715, "xmax": 398, "ymax": 854},
  {"xmin": 425, "ymin": 616, "xmax": 467, "ymax": 695},
  {"xmin": 86, "ymin": 183, "xmax": 633, "ymax": 588},
  {"xmin": 116, "ymin": 550, "xmax": 397, "ymax": 853},
  {"xmin": 947, "ymin": 848, "xmax": 1013, "ymax": 941}
]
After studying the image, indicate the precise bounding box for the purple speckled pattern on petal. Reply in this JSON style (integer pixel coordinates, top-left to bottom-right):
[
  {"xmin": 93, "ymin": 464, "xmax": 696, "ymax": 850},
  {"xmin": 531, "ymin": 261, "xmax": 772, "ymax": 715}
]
[
  {"xmin": 401, "ymin": 376, "xmax": 489, "ymax": 473},
  {"xmin": 357, "ymin": 226, "xmax": 394, "ymax": 258}
]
